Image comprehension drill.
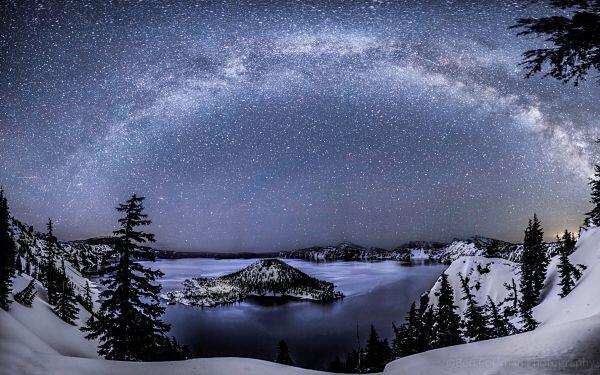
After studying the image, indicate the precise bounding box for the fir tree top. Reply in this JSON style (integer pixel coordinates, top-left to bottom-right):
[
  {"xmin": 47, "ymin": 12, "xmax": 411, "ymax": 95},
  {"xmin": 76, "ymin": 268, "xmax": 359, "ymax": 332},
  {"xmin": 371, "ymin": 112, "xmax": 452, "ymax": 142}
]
[{"xmin": 585, "ymin": 165, "xmax": 600, "ymax": 226}]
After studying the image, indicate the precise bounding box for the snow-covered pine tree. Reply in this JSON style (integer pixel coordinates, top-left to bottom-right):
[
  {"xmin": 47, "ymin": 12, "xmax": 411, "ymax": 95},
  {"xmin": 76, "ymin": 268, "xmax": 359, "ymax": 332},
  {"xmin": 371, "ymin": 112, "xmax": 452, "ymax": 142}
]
[
  {"xmin": 458, "ymin": 273, "xmax": 489, "ymax": 342},
  {"xmin": 24, "ymin": 255, "xmax": 31, "ymax": 276},
  {"xmin": 519, "ymin": 214, "xmax": 545, "ymax": 331},
  {"xmin": 502, "ymin": 278, "xmax": 519, "ymax": 316},
  {"xmin": 82, "ymin": 194, "xmax": 172, "ymax": 361},
  {"xmin": 557, "ymin": 230, "xmax": 584, "ymax": 297},
  {"xmin": 434, "ymin": 273, "xmax": 464, "ymax": 348},
  {"xmin": 485, "ymin": 296, "xmax": 514, "ymax": 338},
  {"xmin": 81, "ymin": 280, "xmax": 93, "ymax": 312},
  {"xmin": 530, "ymin": 215, "xmax": 547, "ymax": 299},
  {"xmin": 53, "ymin": 261, "xmax": 79, "ymax": 325},
  {"xmin": 0, "ymin": 188, "xmax": 16, "ymax": 311},
  {"xmin": 585, "ymin": 165, "xmax": 600, "ymax": 226},
  {"xmin": 14, "ymin": 279, "xmax": 37, "ymax": 307},
  {"xmin": 275, "ymin": 340, "xmax": 294, "ymax": 365},
  {"xmin": 43, "ymin": 218, "xmax": 60, "ymax": 305}
]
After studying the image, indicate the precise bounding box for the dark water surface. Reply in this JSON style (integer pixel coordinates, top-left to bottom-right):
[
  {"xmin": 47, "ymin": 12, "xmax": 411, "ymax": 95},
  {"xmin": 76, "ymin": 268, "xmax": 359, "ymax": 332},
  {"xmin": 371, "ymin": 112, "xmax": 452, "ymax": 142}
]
[{"xmin": 143, "ymin": 258, "xmax": 446, "ymax": 369}]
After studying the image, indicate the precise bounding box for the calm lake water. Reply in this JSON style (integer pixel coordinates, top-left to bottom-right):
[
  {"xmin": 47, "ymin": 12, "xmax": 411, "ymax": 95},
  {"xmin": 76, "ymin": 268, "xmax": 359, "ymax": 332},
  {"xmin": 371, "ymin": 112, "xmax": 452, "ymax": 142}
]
[{"xmin": 142, "ymin": 258, "xmax": 446, "ymax": 370}]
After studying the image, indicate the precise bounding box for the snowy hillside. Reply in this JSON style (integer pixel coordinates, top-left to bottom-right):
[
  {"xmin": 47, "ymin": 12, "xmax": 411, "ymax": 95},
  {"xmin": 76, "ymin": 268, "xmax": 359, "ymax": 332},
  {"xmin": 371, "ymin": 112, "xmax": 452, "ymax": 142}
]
[
  {"xmin": 162, "ymin": 259, "xmax": 344, "ymax": 307},
  {"xmin": 387, "ymin": 226, "xmax": 600, "ymax": 375},
  {"xmin": 278, "ymin": 238, "xmax": 557, "ymax": 264},
  {"xmin": 279, "ymin": 242, "xmax": 403, "ymax": 261},
  {"xmin": 10, "ymin": 218, "xmax": 112, "ymax": 275}
]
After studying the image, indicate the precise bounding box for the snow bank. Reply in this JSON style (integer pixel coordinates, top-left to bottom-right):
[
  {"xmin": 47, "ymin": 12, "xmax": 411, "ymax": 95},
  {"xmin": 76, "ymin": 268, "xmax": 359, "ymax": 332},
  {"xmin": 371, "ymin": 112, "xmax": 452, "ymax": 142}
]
[{"xmin": 385, "ymin": 226, "xmax": 600, "ymax": 375}]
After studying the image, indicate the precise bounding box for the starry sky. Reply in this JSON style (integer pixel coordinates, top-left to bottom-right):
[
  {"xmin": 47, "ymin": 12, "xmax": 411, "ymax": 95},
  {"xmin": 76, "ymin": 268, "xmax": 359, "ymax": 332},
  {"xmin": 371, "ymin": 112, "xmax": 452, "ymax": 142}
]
[{"xmin": 1, "ymin": 0, "xmax": 599, "ymax": 252}]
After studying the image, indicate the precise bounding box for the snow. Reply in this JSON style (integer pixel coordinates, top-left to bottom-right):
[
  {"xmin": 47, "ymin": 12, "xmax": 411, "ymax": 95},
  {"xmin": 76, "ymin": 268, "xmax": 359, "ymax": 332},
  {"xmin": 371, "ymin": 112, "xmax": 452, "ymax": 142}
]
[
  {"xmin": 385, "ymin": 226, "xmax": 600, "ymax": 375},
  {"xmin": 427, "ymin": 256, "xmax": 520, "ymax": 321}
]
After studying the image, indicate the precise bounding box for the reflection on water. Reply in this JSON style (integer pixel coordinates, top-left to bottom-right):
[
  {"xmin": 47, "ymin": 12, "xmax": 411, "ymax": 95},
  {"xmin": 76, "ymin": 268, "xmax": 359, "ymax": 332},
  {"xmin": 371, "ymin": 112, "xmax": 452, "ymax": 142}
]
[{"xmin": 142, "ymin": 258, "xmax": 446, "ymax": 370}]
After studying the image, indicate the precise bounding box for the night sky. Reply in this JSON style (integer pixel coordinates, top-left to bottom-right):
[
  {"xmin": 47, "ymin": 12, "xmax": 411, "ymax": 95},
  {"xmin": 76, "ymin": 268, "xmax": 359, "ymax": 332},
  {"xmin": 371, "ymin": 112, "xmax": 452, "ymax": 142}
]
[{"xmin": 2, "ymin": 1, "xmax": 599, "ymax": 252}]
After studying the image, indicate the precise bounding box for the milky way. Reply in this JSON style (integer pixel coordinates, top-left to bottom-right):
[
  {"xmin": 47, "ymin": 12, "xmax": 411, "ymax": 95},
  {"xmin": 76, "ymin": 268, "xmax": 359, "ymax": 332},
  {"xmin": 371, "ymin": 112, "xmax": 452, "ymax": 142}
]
[{"xmin": 2, "ymin": 1, "xmax": 600, "ymax": 251}]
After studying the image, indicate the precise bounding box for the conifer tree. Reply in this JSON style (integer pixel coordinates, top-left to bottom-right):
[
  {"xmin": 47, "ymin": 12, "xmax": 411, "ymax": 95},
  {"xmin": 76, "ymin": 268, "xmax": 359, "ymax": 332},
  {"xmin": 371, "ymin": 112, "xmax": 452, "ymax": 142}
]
[
  {"xmin": 344, "ymin": 350, "xmax": 360, "ymax": 373},
  {"xmin": 503, "ymin": 278, "xmax": 519, "ymax": 316},
  {"xmin": 519, "ymin": 214, "xmax": 546, "ymax": 331},
  {"xmin": 458, "ymin": 273, "xmax": 489, "ymax": 342},
  {"xmin": 275, "ymin": 340, "xmax": 294, "ymax": 365},
  {"xmin": 363, "ymin": 325, "xmax": 391, "ymax": 372},
  {"xmin": 14, "ymin": 279, "xmax": 37, "ymax": 307},
  {"xmin": 392, "ymin": 302, "xmax": 418, "ymax": 357},
  {"xmin": 557, "ymin": 230, "xmax": 584, "ymax": 297},
  {"xmin": 485, "ymin": 297, "xmax": 514, "ymax": 339},
  {"xmin": 81, "ymin": 281, "xmax": 94, "ymax": 312},
  {"xmin": 14, "ymin": 254, "xmax": 22, "ymax": 275},
  {"xmin": 43, "ymin": 218, "xmax": 61, "ymax": 305},
  {"xmin": 0, "ymin": 188, "xmax": 16, "ymax": 310},
  {"xmin": 417, "ymin": 294, "xmax": 435, "ymax": 352},
  {"xmin": 81, "ymin": 194, "xmax": 173, "ymax": 361},
  {"xmin": 434, "ymin": 273, "xmax": 464, "ymax": 347},
  {"xmin": 53, "ymin": 261, "xmax": 79, "ymax": 325},
  {"xmin": 24, "ymin": 255, "xmax": 31, "ymax": 276},
  {"xmin": 586, "ymin": 165, "xmax": 600, "ymax": 226},
  {"xmin": 393, "ymin": 293, "xmax": 435, "ymax": 357}
]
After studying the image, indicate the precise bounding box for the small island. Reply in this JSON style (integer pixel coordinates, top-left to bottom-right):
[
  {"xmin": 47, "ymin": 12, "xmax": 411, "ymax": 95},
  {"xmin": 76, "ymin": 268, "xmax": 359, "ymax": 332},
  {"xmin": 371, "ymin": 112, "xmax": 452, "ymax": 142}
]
[{"xmin": 162, "ymin": 259, "xmax": 344, "ymax": 307}]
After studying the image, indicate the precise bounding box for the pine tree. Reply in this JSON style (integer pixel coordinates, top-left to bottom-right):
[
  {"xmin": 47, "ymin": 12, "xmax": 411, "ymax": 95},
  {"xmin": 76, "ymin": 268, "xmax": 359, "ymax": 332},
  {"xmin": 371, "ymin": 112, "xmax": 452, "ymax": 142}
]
[
  {"xmin": 459, "ymin": 273, "xmax": 489, "ymax": 342},
  {"xmin": 434, "ymin": 273, "xmax": 464, "ymax": 348},
  {"xmin": 586, "ymin": 165, "xmax": 600, "ymax": 226},
  {"xmin": 363, "ymin": 325, "xmax": 391, "ymax": 372},
  {"xmin": 393, "ymin": 292, "xmax": 435, "ymax": 358},
  {"xmin": 14, "ymin": 254, "xmax": 22, "ymax": 275},
  {"xmin": 485, "ymin": 297, "xmax": 514, "ymax": 338},
  {"xmin": 81, "ymin": 281, "xmax": 94, "ymax": 312},
  {"xmin": 557, "ymin": 230, "xmax": 584, "ymax": 297},
  {"xmin": 275, "ymin": 340, "xmax": 293, "ymax": 365},
  {"xmin": 43, "ymin": 219, "xmax": 61, "ymax": 305},
  {"xmin": 344, "ymin": 350, "xmax": 360, "ymax": 373},
  {"xmin": 392, "ymin": 302, "xmax": 418, "ymax": 357},
  {"xmin": 25, "ymin": 255, "xmax": 31, "ymax": 276},
  {"xmin": 53, "ymin": 261, "xmax": 79, "ymax": 325},
  {"xmin": 519, "ymin": 214, "xmax": 545, "ymax": 331},
  {"xmin": 512, "ymin": 0, "xmax": 600, "ymax": 85},
  {"xmin": 14, "ymin": 279, "xmax": 37, "ymax": 307},
  {"xmin": 0, "ymin": 188, "xmax": 16, "ymax": 310},
  {"xmin": 81, "ymin": 194, "xmax": 172, "ymax": 361},
  {"xmin": 417, "ymin": 294, "xmax": 435, "ymax": 352},
  {"xmin": 502, "ymin": 278, "xmax": 519, "ymax": 316}
]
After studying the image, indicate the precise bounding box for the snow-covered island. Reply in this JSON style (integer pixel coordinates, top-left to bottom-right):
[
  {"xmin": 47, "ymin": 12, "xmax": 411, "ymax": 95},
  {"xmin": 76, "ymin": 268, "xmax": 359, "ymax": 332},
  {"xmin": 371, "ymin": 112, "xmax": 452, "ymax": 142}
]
[{"xmin": 162, "ymin": 258, "xmax": 344, "ymax": 307}]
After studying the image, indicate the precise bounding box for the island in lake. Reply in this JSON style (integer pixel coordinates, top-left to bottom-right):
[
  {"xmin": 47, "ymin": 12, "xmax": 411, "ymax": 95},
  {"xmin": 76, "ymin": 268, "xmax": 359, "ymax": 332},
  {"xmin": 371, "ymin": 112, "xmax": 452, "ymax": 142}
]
[{"xmin": 162, "ymin": 258, "xmax": 345, "ymax": 307}]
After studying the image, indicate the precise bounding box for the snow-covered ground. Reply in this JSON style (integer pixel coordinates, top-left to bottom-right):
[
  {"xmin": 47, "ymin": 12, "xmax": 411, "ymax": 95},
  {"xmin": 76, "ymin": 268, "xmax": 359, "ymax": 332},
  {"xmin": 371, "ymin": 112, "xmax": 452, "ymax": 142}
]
[
  {"xmin": 2, "ymin": 227, "xmax": 600, "ymax": 374},
  {"xmin": 386, "ymin": 226, "xmax": 600, "ymax": 375}
]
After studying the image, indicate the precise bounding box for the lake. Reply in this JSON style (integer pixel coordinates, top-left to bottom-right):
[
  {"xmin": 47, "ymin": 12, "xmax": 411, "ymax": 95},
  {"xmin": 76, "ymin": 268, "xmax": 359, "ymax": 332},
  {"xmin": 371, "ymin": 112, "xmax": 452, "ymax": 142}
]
[{"xmin": 142, "ymin": 258, "xmax": 446, "ymax": 370}]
